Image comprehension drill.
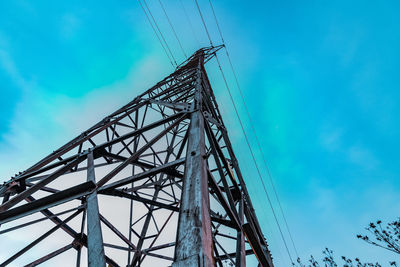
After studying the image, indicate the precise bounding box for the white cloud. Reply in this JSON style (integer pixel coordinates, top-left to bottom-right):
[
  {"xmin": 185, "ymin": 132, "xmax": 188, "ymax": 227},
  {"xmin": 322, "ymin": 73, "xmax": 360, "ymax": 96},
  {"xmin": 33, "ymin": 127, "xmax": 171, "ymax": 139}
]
[
  {"xmin": 52, "ymin": 52, "xmax": 167, "ymax": 137},
  {"xmin": 0, "ymin": 45, "xmax": 32, "ymax": 93},
  {"xmin": 0, "ymin": 46, "xmax": 169, "ymax": 182}
]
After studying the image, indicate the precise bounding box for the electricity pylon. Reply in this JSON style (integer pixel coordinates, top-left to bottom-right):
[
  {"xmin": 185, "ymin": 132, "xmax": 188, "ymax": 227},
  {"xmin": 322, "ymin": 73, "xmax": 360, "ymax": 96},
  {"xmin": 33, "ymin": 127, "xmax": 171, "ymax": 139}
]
[{"xmin": 0, "ymin": 46, "xmax": 274, "ymax": 267}]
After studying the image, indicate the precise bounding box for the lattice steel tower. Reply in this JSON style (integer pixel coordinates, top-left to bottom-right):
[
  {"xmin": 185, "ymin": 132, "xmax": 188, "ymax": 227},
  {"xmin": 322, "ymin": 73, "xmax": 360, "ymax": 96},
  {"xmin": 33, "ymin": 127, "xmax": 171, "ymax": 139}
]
[{"xmin": 0, "ymin": 47, "xmax": 273, "ymax": 267}]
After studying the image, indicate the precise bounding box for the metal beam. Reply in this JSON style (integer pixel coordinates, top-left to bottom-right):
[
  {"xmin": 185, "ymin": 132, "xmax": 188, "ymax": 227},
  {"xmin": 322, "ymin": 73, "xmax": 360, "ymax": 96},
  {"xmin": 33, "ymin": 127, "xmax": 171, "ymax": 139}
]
[
  {"xmin": 0, "ymin": 209, "xmax": 82, "ymax": 266},
  {"xmin": 96, "ymin": 114, "xmax": 186, "ymax": 188},
  {"xmin": 0, "ymin": 181, "xmax": 95, "ymax": 224},
  {"xmin": 99, "ymin": 214, "xmax": 137, "ymax": 250},
  {"xmin": 86, "ymin": 151, "xmax": 106, "ymax": 267},
  {"xmin": 219, "ymin": 249, "xmax": 254, "ymax": 261},
  {"xmin": 207, "ymin": 170, "xmax": 240, "ymax": 230},
  {"xmin": 24, "ymin": 243, "xmax": 74, "ymax": 267},
  {"xmin": 25, "ymin": 196, "xmax": 119, "ymax": 267},
  {"xmin": 0, "ymin": 156, "xmax": 85, "ymax": 212},
  {"xmin": 101, "ymin": 189, "xmax": 179, "ymax": 212},
  {"xmin": 129, "ymin": 125, "xmax": 182, "ymax": 266},
  {"xmin": 98, "ymin": 158, "xmax": 185, "ymax": 192},
  {"xmin": 236, "ymin": 198, "xmax": 246, "ymax": 267},
  {"xmin": 0, "ymin": 206, "xmax": 83, "ymax": 235},
  {"xmin": 243, "ymin": 222, "xmax": 273, "ymax": 267},
  {"xmin": 173, "ymin": 55, "xmax": 215, "ymax": 267}
]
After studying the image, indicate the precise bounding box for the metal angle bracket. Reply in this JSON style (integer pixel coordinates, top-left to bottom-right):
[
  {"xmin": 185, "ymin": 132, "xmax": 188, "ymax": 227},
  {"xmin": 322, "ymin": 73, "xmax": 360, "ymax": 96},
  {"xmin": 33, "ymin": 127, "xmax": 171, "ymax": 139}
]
[
  {"xmin": 203, "ymin": 111, "xmax": 222, "ymax": 128},
  {"xmin": 0, "ymin": 180, "xmax": 25, "ymax": 198},
  {"xmin": 149, "ymin": 99, "xmax": 191, "ymax": 112}
]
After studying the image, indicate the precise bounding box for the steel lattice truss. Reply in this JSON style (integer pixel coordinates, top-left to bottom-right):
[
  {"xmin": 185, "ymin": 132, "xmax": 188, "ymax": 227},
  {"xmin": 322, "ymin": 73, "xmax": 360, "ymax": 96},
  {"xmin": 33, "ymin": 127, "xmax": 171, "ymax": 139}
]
[{"xmin": 0, "ymin": 47, "xmax": 273, "ymax": 267}]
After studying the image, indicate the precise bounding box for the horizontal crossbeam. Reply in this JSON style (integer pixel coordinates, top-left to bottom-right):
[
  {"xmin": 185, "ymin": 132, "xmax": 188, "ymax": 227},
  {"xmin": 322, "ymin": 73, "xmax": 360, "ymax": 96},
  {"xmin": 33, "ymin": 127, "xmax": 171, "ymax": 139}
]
[{"xmin": 0, "ymin": 181, "xmax": 95, "ymax": 224}]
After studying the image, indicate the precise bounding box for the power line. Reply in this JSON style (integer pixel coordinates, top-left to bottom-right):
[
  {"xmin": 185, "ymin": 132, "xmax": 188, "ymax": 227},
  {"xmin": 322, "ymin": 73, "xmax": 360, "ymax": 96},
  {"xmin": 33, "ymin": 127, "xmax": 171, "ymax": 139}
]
[
  {"xmin": 215, "ymin": 53, "xmax": 294, "ymax": 265},
  {"xmin": 194, "ymin": 0, "xmax": 295, "ymax": 263},
  {"xmin": 207, "ymin": 0, "xmax": 225, "ymax": 43},
  {"xmin": 139, "ymin": 0, "xmax": 297, "ymax": 261},
  {"xmin": 208, "ymin": 0, "xmax": 300, "ymax": 259},
  {"xmin": 179, "ymin": 0, "xmax": 201, "ymax": 47},
  {"xmin": 173, "ymin": 3, "xmax": 290, "ymax": 260},
  {"xmin": 193, "ymin": 0, "xmax": 213, "ymax": 46},
  {"xmin": 158, "ymin": 0, "xmax": 187, "ymax": 58},
  {"xmin": 137, "ymin": 0, "xmax": 174, "ymax": 67},
  {"xmin": 232, "ymin": 128, "xmax": 290, "ymax": 266},
  {"xmin": 142, "ymin": 0, "xmax": 178, "ymax": 66}
]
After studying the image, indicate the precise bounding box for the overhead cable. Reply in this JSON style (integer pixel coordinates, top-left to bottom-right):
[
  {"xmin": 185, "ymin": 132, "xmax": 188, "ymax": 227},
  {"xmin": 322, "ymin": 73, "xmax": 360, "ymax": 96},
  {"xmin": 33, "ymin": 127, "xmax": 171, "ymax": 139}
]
[
  {"xmin": 179, "ymin": 0, "xmax": 201, "ymax": 47},
  {"xmin": 193, "ymin": 0, "xmax": 213, "ymax": 46},
  {"xmin": 137, "ymin": 0, "xmax": 175, "ymax": 67},
  {"xmin": 208, "ymin": 0, "xmax": 299, "ymax": 259},
  {"xmin": 142, "ymin": 0, "xmax": 178, "ymax": 66},
  {"xmin": 215, "ymin": 50, "xmax": 294, "ymax": 266},
  {"xmin": 194, "ymin": 0, "xmax": 294, "ymax": 263},
  {"xmin": 158, "ymin": 0, "xmax": 187, "ymax": 58}
]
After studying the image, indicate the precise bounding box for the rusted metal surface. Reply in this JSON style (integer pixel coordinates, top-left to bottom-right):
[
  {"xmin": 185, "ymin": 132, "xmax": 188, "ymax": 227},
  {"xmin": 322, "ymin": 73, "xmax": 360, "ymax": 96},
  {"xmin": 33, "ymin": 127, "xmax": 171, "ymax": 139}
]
[{"xmin": 173, "ymin": 67, "xmax": 215, "ymax": 265}]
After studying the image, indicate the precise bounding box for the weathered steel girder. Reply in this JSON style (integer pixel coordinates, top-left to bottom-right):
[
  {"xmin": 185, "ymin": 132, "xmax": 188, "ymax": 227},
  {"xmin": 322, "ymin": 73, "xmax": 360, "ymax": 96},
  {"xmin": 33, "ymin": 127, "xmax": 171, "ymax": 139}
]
[{"xmin": 0, "ymin": 46, "xmax": 273, "ymax": 267}]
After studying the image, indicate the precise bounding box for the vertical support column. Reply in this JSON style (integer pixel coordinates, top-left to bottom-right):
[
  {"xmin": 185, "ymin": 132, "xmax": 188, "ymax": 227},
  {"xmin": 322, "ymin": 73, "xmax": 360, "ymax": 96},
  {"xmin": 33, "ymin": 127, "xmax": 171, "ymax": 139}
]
[
  {"xmin": 236, "ymin": 198, "xmax": 246, "ymax": 267},
  {"xmin": 173, "ymin": 56, "xmax": 215, "ymax": 267},
  {"xmin": 86, "ymin": 151, "xmax": 106, "ymax": 267},
  {"xmin": 127, "ymin": 109, "xmax": 138, "ymax": 265}
]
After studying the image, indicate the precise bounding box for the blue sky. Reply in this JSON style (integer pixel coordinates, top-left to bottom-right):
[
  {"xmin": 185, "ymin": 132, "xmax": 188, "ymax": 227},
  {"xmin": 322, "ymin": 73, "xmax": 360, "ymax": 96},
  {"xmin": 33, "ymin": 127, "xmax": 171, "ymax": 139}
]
[{"xmin": 1, "ymin": 0, "xmax": 400, "ymax": 265}]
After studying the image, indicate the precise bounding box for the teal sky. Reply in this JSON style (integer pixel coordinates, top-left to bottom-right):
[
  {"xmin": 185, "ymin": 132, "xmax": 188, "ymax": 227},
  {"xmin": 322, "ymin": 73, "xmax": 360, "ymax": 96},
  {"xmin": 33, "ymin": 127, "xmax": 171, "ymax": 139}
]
[{"xmin": 1, "ymin": 0, "xmax": 400, "ymax": 265}]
